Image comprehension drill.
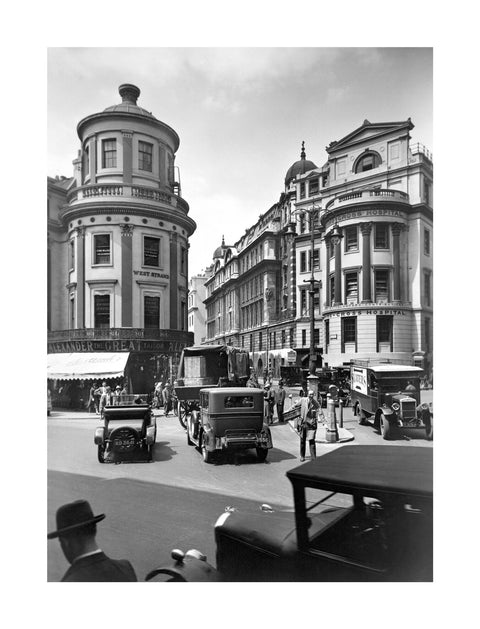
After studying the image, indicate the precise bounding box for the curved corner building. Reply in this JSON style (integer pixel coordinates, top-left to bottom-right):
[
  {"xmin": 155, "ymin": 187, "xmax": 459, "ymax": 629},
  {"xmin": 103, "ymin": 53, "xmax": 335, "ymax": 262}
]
[{"xmin": 48, "ymin": 84, "xmax": 196, "ymax": 398}]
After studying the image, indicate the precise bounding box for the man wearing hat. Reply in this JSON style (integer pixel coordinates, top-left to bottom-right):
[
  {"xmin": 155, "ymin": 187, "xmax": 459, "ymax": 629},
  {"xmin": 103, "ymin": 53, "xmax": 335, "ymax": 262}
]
[
  {"xmin": 298, "ymin": 390, "xmax": 322, "ymax": 461},
  {"xmin": 48, "ymin": 500, "xmax": 137, "ymax": 582}
]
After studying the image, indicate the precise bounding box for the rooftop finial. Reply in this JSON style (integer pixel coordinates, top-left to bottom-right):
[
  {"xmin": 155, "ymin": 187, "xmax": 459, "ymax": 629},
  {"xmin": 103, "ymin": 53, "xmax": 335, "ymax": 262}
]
[
  {"xmin": 300, "ymin": 141, "xmax": 306, "ymax": 160},
  {"xmin": 222, "ymin": 235, "xmax": 225, "ymax": 246},
  {"xmin": 119, "ymin": 83, "xmax": 140, "ymax": 105}
]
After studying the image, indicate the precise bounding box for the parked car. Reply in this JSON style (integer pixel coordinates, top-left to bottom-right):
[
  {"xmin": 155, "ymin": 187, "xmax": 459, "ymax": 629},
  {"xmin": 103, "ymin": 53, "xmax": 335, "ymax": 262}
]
[
  {"xmin": 186, "ymin": 387, "xmax": 272, "ymax": 463},
  {"xmin": 213, "ymin": 446, "xmax": 433, "ymax": 581},
  {"xmin": 350, "ymin": 362, "xmax": 432, "ymax": 440},
  {"xmin": 94, "ymin": 394, "xmax": 156, "ymax": 463}
]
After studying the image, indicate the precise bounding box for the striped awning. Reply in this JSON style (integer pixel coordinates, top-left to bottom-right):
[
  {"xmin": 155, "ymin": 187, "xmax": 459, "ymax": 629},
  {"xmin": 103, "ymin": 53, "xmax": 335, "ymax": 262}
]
[{"xmin": 47, "ymin": 352, "xmax": 130, "ymax": 380}]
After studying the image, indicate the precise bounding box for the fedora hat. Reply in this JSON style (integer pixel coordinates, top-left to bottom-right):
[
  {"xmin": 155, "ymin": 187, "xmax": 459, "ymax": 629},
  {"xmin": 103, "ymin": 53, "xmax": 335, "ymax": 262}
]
[{"xmin": 47, "ymin": 500, "xmax": 105, "ymax": 539}]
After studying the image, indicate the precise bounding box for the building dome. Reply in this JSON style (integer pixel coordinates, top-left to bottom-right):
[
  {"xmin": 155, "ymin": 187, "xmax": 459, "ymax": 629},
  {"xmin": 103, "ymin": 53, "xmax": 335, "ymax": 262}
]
[
  {"xmin": 285, "ymin": 141, "xmax": 317, "ymax": 185},
  {"xmin": 213, "ymin": 236, "xmax": 228, "ymax": 259},
  {"xmin": 102, "ymin": 83, "xmax": 157, "ymax": 119}
]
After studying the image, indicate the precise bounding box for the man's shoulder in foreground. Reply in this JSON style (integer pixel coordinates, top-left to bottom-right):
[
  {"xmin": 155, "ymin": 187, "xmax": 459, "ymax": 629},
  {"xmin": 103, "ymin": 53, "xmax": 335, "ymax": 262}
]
[{"xmin": 62, "ymin": 551, "xmax": 137, "ymax": 582}]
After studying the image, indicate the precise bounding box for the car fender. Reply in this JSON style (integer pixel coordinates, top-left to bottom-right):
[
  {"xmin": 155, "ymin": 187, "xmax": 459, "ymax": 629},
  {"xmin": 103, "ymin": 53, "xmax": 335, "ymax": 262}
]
[
  {"xmin": 94, "ymin": 427, "xmax": 105, "ymax": 445},
  {"xmin": 145, "ymin": 426, "xmax": 156, "ymax": 445},
  {"xmin": 380, "ymin": 407, "xmax": 395, "ymax": 417}
]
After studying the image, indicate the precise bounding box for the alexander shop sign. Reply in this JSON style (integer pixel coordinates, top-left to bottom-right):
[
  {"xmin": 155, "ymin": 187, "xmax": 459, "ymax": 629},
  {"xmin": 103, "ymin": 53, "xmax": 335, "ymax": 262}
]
[{"xmin": 48, "ymin": 339, "xmax": 185, "ymax": 353}]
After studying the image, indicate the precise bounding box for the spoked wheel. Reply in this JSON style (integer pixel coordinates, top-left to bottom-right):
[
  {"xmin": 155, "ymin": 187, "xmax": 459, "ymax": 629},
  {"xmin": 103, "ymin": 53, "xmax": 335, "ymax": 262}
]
[
  {"xmin": 178, "ymin": 402, "xmax": 188, "ymax": 430},
  {"xmin": 256, "ymin": 447, "xmax": 268, "ymax": 462},
  {"xmin": 380, "ymin": 414, "xmax": 392, "ymax": 440},
  {"xmin": 201, "ymin": 434, "xmax": 214, "ymax": 463}
]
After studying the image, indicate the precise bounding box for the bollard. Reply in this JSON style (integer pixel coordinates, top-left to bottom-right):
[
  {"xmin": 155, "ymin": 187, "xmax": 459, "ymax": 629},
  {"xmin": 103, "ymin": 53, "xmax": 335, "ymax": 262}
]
[
  {"xmin": 339, "ymin": 399, "xmax": 344, "ymax": 428},
  {"xmin": 326, "ymin": 396, "xmax": 339, "ymax": 443}
]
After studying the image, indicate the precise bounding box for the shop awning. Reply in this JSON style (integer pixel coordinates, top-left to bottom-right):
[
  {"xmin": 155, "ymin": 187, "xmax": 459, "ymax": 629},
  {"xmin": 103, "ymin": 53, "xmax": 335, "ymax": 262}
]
[{"xmin": 47, "ymin": 352, "xmax": 130, "ymax": 381}]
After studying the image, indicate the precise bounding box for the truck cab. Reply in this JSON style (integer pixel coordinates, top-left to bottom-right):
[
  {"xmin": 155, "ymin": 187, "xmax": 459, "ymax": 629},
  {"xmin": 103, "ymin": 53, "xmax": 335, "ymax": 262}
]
[{"xmin": 350, "ymin": 362, "xmax": 430, "ymax": 440}]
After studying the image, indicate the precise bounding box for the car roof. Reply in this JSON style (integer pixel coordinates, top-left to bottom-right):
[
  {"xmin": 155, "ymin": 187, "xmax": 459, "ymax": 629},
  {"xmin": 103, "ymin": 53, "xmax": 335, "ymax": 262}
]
[
  {"xmin": 354, "ymin": 365, "xmax": 423, "ymax": 374},
  {"xmin": 287, "ymin": 446, "xmax": 432, "ymax": 500}
]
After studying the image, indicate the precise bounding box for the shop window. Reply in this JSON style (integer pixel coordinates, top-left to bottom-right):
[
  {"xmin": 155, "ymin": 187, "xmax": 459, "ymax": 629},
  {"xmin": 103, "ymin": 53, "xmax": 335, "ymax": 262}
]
[
  {"xmin": 341, "ymin": 316, "xmax": 357, "ymax": 350},
  {"xmin": 345, "ymin": 226, "xmax": 358, "ymax": 252},
  {"xmin": 94, "ymin": 294, "xmax": 110, "ymax": 328},
  {"xmin": 345, "ymin": 271, "xmax": 359, "ymax": 304},
  {"xmin": 144, "ymin": 295, "xmax": 160, "ymax": 328},
  {"xmin": 374, "ymin": 269, "xmax": 390, "ymax": 302},
  {"xmin": 424, "ymin": 229, "xmax": 431, "ymax": 256},
  {"xmin": 139, "ymin": 141, "xmax": 153, "ymax": 172},
  {"xmin": 377, "ymin": 315, "xmax": 393, "ymax": 350},
  {"xmin": 102, "ymin": 138, "xmax": 117, "ymax": 168},
  {"xmin": 375, "ymin": 224, "xmax": 390, "ymax": 249},
  {"xmin": 144, "ymin": 236, "xmax": 160, "ymax": 267},
  {"xmin": 93, "ymin": 234, "xmax": 111, "ymax": 265},
  {"xmin": 355, "ymin": 152, "xmax": 381, "ymax": 173}
]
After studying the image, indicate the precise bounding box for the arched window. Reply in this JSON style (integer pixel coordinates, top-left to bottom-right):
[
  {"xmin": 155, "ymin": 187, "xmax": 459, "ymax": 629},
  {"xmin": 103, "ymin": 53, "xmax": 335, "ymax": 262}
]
[{"xmin": 354, "ymin": 151, "xmax": 381, "ymax": 173}]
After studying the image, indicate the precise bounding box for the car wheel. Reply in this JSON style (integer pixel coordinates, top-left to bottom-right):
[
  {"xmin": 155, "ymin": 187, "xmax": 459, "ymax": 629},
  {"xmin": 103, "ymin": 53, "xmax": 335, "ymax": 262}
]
[
  {"xmin": 97, "ymin": 444, "xmax": 106, "ymax": 463},
  {"xmin": 357, "ymin": 404, "xmax": 367, "ymax": 425},
  {"xmin": 178, "ymin": 403, "xmax": 188, "ymax": 430},
  {"xmin": 256, "ymin": 447, "xmax": 268, "ymax": 462},
  {"xmin": 380, "ymin": 414, "xmax": 392, "ymax": 440},
  {"xmin": 201, "ymin": 434, "xmax": 214, "ymax": 463}
]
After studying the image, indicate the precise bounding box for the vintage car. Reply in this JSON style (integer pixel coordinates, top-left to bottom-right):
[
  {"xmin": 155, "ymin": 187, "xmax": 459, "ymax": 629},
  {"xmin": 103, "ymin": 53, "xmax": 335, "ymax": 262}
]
[
  {"xmin": 350, "ymin": 362, "xmax": 432, "ymax": 440},
  {"xmin": 213, "ymin": 446, "xmax": 433, "ymax": 581},
  {"xmin": 94, "ymin": 395, "xmax": 156, "ymax": 463},
  {"xmin": 186, "ymin": 387, "xmax": 272, "ymax": 463}
]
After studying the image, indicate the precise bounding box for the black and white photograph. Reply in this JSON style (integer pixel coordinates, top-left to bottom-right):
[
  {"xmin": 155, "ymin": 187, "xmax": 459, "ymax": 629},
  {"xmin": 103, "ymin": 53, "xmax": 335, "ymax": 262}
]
[{"xmin": 4, "ymin": 2, "xmax": 478, "ymax": 626}]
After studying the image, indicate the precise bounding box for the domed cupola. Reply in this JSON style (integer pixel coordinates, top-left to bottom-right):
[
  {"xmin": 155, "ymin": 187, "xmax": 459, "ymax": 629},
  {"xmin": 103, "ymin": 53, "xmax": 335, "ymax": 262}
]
[
  {"xmin": 285, "ymin": 141, "xmax": 317, "ymax": 186},
  {"xmin": 213, "ymin": 235, "xmax": 228, "ymax": 260},
  {"xmin": 102, "ymin": 83, "xmax": 157, "ymax": 119}
]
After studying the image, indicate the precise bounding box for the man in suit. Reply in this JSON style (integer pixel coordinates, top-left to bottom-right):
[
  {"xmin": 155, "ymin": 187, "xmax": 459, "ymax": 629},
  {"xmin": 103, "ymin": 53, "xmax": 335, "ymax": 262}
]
[
  {"xmin": 298, "ymin": 390, "xmax": 321, "ymax": 461},
  {"xmin": 275, "ymin": 381, "xmax": 286, "ymax": 423},
  {"xmin": 48, "ymin": 499, "xmax": 137, "ymax": 582}
]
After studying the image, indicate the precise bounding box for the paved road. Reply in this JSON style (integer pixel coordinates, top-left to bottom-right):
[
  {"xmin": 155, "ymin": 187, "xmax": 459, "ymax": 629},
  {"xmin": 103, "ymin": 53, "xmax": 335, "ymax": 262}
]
[{"xmin": 47, "ymin": 393, "xmax": 433, "ymax": 581}]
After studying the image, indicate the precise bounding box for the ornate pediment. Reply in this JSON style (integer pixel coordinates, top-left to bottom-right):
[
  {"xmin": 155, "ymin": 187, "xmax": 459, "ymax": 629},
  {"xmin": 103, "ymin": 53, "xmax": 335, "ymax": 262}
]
[{"xmin": 326, "ymin": 119, "xmax": 414, "ymax": 154}]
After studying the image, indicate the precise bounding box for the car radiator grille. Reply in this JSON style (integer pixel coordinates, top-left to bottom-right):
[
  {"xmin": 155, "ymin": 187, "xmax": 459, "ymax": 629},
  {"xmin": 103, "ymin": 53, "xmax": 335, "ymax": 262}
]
[{"xmin": 401, "ymin": 401, "xmax": 416, "ymax": 419}]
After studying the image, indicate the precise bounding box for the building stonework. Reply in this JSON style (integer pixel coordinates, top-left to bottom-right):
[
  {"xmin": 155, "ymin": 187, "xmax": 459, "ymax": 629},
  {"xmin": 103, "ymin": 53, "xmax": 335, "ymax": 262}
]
[
  {"xmin": 48, "ymin": 84, "xmax": 196, "ymax": 395},
  {"xmin": 203, "ymin": 119, "xmax": 433, "ymax": 377}
]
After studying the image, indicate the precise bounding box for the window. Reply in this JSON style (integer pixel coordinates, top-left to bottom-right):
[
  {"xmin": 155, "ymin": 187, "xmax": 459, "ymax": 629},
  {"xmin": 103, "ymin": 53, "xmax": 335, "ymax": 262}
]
[
  {"xmin": 102, "ymin": 139, "xmax": 117, "ymax": 168},
  {"xmin": 374, "ymin": 269, "xmax": 390, "ymax": 302},
  {"xmin": 312, "ymin": 249, "xmax": 320, "ymax": 270},
  {"xmin": 424, "ymin": 229, "xmax": 430, "ymax": 256},
  {"xmin": 345, "ymin": 271, "xmax": 358, "ymax": 304},
  {"xmin": 313, "ymin": 328, "xmax": 319, "ymax": 347},
  {"xmin": 325, "ymin": 319, "xmax": 330, "ymax": 346},
  {"xmin": 282, "ymin": 294, "xmax": 288, "ymax": 310},
  {"xmin": 424, "ymin": 180, "xmax": 432, "ymax": 206},
  {"xmin": 300, "ymin": 289, "xmax": 308, "ymax": 315},
  {"xmin": 300, "ymin": 182, "xmax": 305, "ymax": 199},
  {"xmin": 336, "ymin": 159, "xmax": 346, "ymax": 176},
  {"xmin": 345, "ymin": 226, "xmax": 358, "ymax": 251},
  {"xmin": 259, "ymin": 332, "xmax": 263, "ymax": 351},
  {"xmin": 144, "ymin": 295, "xmax": 160, "ymax": 328},
  {"xmin": 281, "ymin": 330, "xmax": 286, "ymax": 347},
  {"xmin": 300, "ymin": 214, "xmax": 306, "ymax": 234},
  {"xmin": 181, "ymin": 247, "xmax": 186, "ymax": 275},
  {"xmin": 342, "ymin": 316, "xmax": 357, "ymax": 345},
  {"xmin": 70, "ymin": 296, "xmax": 75, "ymax": 329},
  {"xmin": 180, "ymin": 301, "xmax": 186, "ymax": 331},
  {"xmin": 329, "ymin": 276, "xmax": 335, "ymax": 305},
  {"xmin": 250, "ymin": 334, "xmax": 253, "ymax": 351},
  {"xmin": 313, "ymin": 287, "xmax": 320, "ymax": 313},
  {"xmin": 144, "ymin": 236, "xmax": 160, "ymax": 267},
  {"xmin": 94, "ymin": 234, "xmax": 111, "ymax": 265},
  {"xmin": 424, "ymin": 271, "xmax": 431, "ymax": 307},
  {"xmin": 377, "ymin": 315, "xmax": 393, "ymax": 350},
  {"xmin": 375, "ymin": 224, "xmax": 390, "ymax": 249},
  {"xmin": 355, "ymin": 152, "xmax": 381, "ymax": 173},
  {"xmin": 329, "ymin": 240, "xmax": 335, "ymax": 258},
  {"xmin": 309, "ymin": 178, "xmax": 319, "ymax": 195},
  {"xmin": 273, "ymin": 332, "xmax": 276, "ymax": 349},
  {"xmin": 300, "ymin": 251, "xmax": 307, "ymax": 273},
  {"xmin": 94, "ymin": 294, "xmax": 110, "ymax": 328},
  {"xmin": 84, "ymin": 146, "xmax": 89, "ymax": 182},
  {"xmin": 139, "ymin": 141, "xmax": 153, "ymax": 171},
  {"xmin": 69, "ymin": 240, "xmax": 75, "ymax": 271},
  {"xmin": 283, "ymin": 266, "xmax": 287, "ymax": 286},
  {"xmin": 302, "ymin": 329, "xmax": 307, "ymax": 346},
  {"xmin": 425, "ymin": 317, "xmax": 431, "ymax": 353},
  {"xmin": 289, "ymin": 327, "xmax": 294, "ymax": 347}
]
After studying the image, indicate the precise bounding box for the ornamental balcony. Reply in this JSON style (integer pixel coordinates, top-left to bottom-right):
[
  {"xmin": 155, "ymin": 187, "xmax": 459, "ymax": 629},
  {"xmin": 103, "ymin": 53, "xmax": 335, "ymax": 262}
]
[
  {"xmin": 64, "ymin": 183, "xmax": 190, "ymax": 214},
  {"xmin": 324, "ymin": 188, "xmax": 409, "ymax": 212}
]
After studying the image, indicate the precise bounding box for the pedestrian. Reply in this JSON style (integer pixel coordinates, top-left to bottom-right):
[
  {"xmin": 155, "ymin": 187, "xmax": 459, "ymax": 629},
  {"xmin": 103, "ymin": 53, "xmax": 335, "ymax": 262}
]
[
  {"xmin": 275, "ymin": 381, "xmax": 286, "ymax": 423},
  {"xmin": 162, "ymin": 382, "xmax": 173, "ymax": 416},
  {"xmin": 98, "ymin": 383, "xmax": 111, "ymax": 415},
  {"xmin": 405, "ymin": 380, "xmax": 417, "ymax": 393},
  {"xmin": 113, "ymin": 385, "xmax": 122, "ymax": 406},
  {"xmin": 154, "ymin": 381, "xmax": 163, "ymax": 408},
  {"xmin": 416, "ymin": 402, "xmax": 433, "ymax": 440},
  {"xmin": 263, "ymin": 384, "xmax": 275, "ymax": 425},
  {"xmin": 298, "ymin": 390, "xmax": 321, "ymax": 461},
  {"xmin": 119, "ymin": 383, "xmax": 128, "ymax": 403},
  {"xmin": 246, "ymin": 373, "xmax": 258, "ymax": 388},
  {"xmin": 48, "ymin": 499, "xmax": 137, "ymax": 582},
  {"xmin": 93, "ymin": 383, "xmax": 102, "ymax": 414},
  {"xmin": 87, "ymin": 382, "xmax": 97, "ymax": 413}
]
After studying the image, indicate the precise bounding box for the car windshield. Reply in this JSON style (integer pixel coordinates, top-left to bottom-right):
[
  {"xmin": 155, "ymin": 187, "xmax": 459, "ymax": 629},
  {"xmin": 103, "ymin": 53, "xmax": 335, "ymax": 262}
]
[{"xmin": 376, "ymin": 378, "xmax": 417, "ymax": 392}]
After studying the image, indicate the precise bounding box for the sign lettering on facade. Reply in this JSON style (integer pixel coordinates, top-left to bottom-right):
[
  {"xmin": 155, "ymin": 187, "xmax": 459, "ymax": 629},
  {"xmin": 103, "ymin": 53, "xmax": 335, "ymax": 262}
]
[
  {"xmin": 48, "ymin": 339, "xmax": 185, "ymax": 353},
  {"xmin": 133, "ymin": 270, "xmax": 170, "ymax": 279}
]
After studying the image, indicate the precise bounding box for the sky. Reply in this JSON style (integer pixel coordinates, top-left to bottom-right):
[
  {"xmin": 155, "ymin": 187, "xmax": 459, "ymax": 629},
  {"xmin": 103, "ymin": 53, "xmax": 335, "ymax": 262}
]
[{"xmin": 48, "ymin": 47, "xmax": 433, "ymax": 276}]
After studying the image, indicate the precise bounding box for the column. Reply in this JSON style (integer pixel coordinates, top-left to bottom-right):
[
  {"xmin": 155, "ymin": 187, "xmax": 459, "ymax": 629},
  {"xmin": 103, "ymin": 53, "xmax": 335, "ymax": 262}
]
[
  {"xmin": 75, "ymin": 227, "xmax": 85, "ymax": 328},
  {"xmin": 121, "ymin": 224, "xmax": 134, "ymax": 327},
  {"xmin": 325, "ymin": 239, "xmax": 331, "ymax": 305},
  {"xmin": 170, "ymin": 232, "xmax": 178, "ymax": 329},
  {"xmin": 360, "ymin": 222, "xmax": 372, "ymax": 303},
  {"xmin": 90, "ymin": 137, "xmax": 97, "ymax": 184},
  {"xmin": 333, "ymin": 233, "xmax": 342, "ymax": 305},
  {"xmin": 392, "ymin": 223, "xmax": 403, "ymax": 303},
  {"xmin": 122, "ymin": 131, "xmax": 133, "ymax": 184}
]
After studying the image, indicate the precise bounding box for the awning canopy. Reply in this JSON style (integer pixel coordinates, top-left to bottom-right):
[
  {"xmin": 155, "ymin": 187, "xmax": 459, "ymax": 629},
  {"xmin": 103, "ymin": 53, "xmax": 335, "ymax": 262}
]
[{"xmin": 47, "ymin": 352, "xmax": 130, "ymax": 381}]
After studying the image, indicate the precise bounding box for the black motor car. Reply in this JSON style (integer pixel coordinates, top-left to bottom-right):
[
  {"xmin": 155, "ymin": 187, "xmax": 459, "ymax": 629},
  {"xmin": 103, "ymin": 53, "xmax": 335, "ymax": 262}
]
[
  {"xmin": 94, "ymin": 395, "xmax": 156, "ymax": 463},
  {"xmin": 213, "ymin": 446, "xmax": 432, "ymax": 581}
]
